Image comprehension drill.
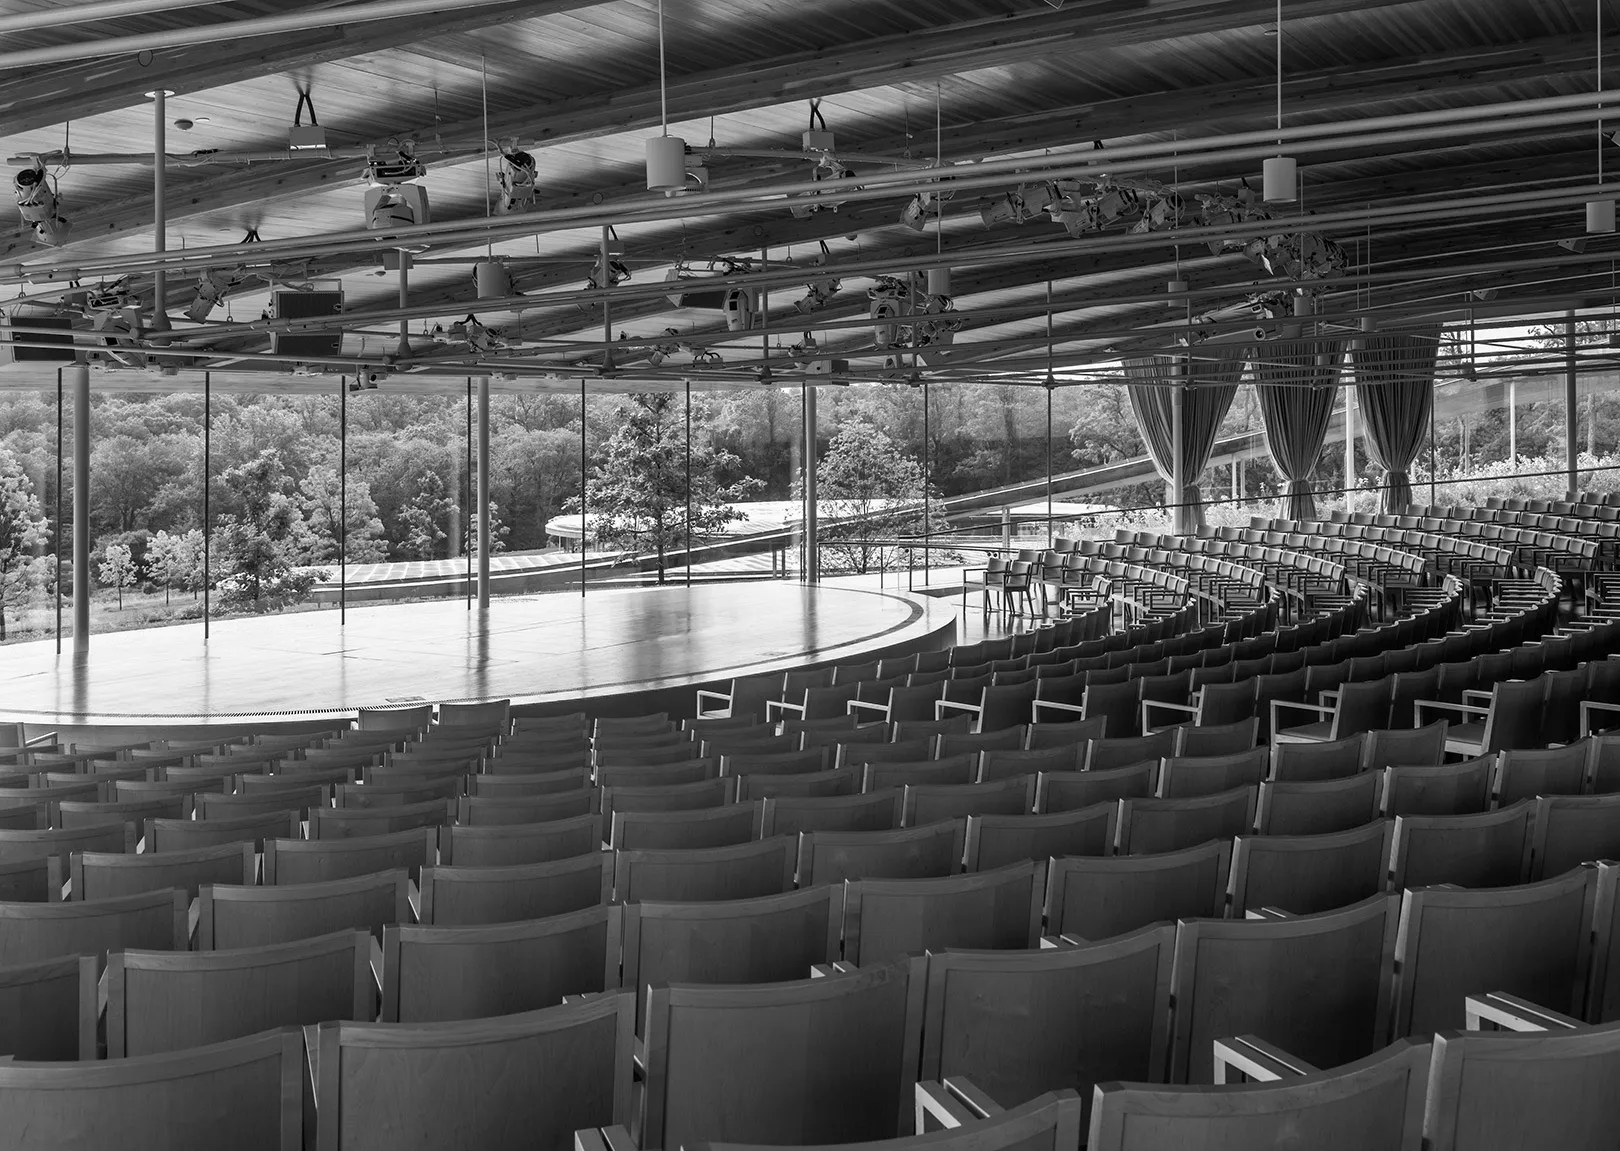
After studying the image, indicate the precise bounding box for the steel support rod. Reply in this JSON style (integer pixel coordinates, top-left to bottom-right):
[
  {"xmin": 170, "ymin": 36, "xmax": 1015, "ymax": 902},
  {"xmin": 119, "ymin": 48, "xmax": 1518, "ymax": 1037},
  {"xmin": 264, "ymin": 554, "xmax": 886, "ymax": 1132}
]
[
  {"xmin": 1566, "ymin": 310, "xmax": 1580, "ymax": 499},
  {"xmin": 685, "ymin": 379, "xmax": 693, "ymax": 588},
  {"xmin": 54, "ymin": 368, "xmax": 61, "ymax": 654},
  {"xmin": 477, "ymin": 374, "xmax": 491, "ymax": 609},
  {"xmin": 151, "ymin": 90, "xmax": 168, "ymax": 332},
  {"xmin": 804, "ymin": 383, "xmax": 818, "ymax": 585},
  {"xmin": 69, "ymin": 365, "xmax": 89, "ymax": 653},
  {"xmin": 203, "ymin": 370, "xmax": 210, "ymax": 639},
  {"xmin": 340, "ymin": 375, "xmax": 347, "ymax": 626},
  {"xmin": 1170, "ymin": 371, "xmax": 1187, "ymax": 534},
  {"xmin": 580, "ymin": 378, "xmax": 587, "ymax": 597}
]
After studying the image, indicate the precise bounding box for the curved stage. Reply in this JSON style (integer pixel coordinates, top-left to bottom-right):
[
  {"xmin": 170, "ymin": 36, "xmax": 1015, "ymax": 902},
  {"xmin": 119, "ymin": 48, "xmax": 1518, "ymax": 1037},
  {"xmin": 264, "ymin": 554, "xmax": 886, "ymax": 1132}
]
[{"xmin": 0, "ymin": 583, "xmax": 954, "ymax": 729}]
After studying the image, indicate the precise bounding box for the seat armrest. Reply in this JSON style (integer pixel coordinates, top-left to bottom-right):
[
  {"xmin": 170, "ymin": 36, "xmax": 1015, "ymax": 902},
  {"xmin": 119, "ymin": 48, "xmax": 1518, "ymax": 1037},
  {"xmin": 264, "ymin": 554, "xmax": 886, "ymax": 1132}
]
[
  {"xmin": 1414, "ymin": 699, "xmax": 1487, "ymax": 724},
  {"xmin": 809, "ymin": 962, "xmax": 857, "ymax": 979},
  {"xmin": 1212, "ymin": 1035, "xmax": 1321, "ymax": 1085},
  {"xmin": 935, "ymin": 700, "xmax": 983, "ymax": 719},
  {"xmin": 1270, "ymin": 699, "xmax": 1334, "ymax": 719},
  {"xmin": 941, "ymin": 1077, "xmax": 1002, "ymax": 1120},
  {"xmin": 1580, "ymin": 700, "xmax": 1620, "ymax": 737},
  {"xmin": 915, "ymin": 1082, "xmax": 978, "ymax": 1132},
  {"xmin": 693, "ymin": 690, "xmax": 733, "ymax": 715},
  {"xmin": 1038, "ymin": 934, "xmax": 1076, "ymax": 950},
  {"xmin": 1032, "ymin": 700, "xmax": 1086, "ymax": 720},
  {"xmin": 1243, "ymin": 906, "xmax": 1294, "ymax": 920},
  {"xmin": 765, "ymin": 699, "xmax": 805, "ymax": 720},
  {"xmin": 1140, "ymin": 699, "xmax": 1197, "ymax": 725},
  {"xmin": 574, "ymin": 1125, "xmax": 637, "ymax": 1151},
  {"xmin": 1464, "ymin": 992, "xmax": 1583, "ymax": 1032},
  {"xmin": 847, "ymin": 700, "xmax": 890, "ymax": 718},
  {"xmin": 1461, "ymin": 689, "xmax": 1496, "ymax": 707}
]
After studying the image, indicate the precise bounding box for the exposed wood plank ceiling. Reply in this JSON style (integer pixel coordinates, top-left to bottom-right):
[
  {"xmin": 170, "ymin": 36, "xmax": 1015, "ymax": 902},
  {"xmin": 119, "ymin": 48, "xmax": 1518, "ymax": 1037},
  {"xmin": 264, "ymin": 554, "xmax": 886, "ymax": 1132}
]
[{"xmin": 0, "ymin": 0, "xmax": 1616, "ymax": 392}]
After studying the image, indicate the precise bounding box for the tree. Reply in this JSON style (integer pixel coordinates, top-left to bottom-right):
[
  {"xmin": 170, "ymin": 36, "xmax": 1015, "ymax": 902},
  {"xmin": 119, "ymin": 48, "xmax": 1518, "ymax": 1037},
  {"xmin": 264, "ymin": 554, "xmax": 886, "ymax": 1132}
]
[
  {"xmin": 395, "ymin": 470, "xmax": 456, "ymax": 559},
  {"xmin": 460, "ymin": 501, "xmax": 511, "ymax": 555},
  {"xmin": 811, "ymin": 420, "xmax": 949, "ymax": 574},
  {"xmin": 0, "ymin": 448, "xmax": 49, "ymax": 640},
  {"xmin": 147, "ymin": 528, "xmax": 205, "ymax": 603},
  {"xmin": 97, "ymin": 542, "xmax": 136, "ymax": 609},
  {"xmin": 296, "ymin": 464, "xmax": 389, "ymax": 564},
  {"xmin": 577, "ymin": 393, "xmax": 763, "ymax": 581},
  {"xmin": 214, "ymin": 449, "xmax": 321, "ymax": 610}
]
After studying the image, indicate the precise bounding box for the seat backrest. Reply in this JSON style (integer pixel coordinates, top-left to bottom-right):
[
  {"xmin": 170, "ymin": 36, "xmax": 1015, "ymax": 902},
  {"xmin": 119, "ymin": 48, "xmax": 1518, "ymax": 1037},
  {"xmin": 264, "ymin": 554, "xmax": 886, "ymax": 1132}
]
[
  {"xmin": 844, "ymin": 861, "xmax": 1042, "ymax": 965},
  {"xmin": 0, "ymin": 1027, "xmax": 305, "ymax": 1151},
  {"xmin": 610, "ymin": 803, "xmax": 762, "ymax": 852},
  {"xmin": 109, "ymin": 928, "xmax": 370, "ymax": 1057},
  {"xmin": 1388, "ymin": 801, "xmax": 1536, "ymax": 890},
  {"xmin": 1229, "ymin": 821, "xmax": 1394, "ymax": 916},
  {"xmin": 1331, "ymin": 678, "xmax": 1395, "ymax": 739},
  {"xmin": 624, "ymin": 886, "xmax": 842, "ymax": 1026},
  {"xmin": 1392, "ymin": 867, "xmax": 1597, "ymax": 1037},
  {"xmin": 1425, "ymin": 1021, "xmax": 1620, "ymax": 1151},
  {"xmin": 1035, "ymin": 762, "xmax": 1156, "ymax": 814},
  {"xmin": 902, "ymin": 776, "xmax": 1035, "ymax": 827},
  {"xmin": 1362, "ymin": 721, "xmax": 1449, "ymax": 771},
  {"xmin": 1169, "ymin": 893, "xmax": 1401, "ymax": 1082},
  {"xmin": 964, "ymin": 805, "xmax": 1116, "ymax": 871},
  {"xmin": 1256, "ymin": 772, "xmax": 1382, "ymax": 836},
  {"xmin": 863, "ymin": 755, "xmax": 977, "ymax": 792},
  {"xmin": 0, "ymin": 888, "xmax": 186, "ymax": 970},
  {"xmin": 1530, "ymin": 794, "xmax": 1620, "ymax": 881},
  {"xmin": 321, "ymin": 994, "xmax": 634, "ymax": 1151},
  {"xmin": 1381, "ymin": 756, "xmax": 1494, "ymax": 818},
  {"xmin": 1157, "ymin": 748, "xmax": 1269, "ymax": 799},
  {"xmin": 760, "ymin": 790, "xmax": 902, "ymax": 838},
  {"xmin": 1045, "ymin": 839, "xmax": 1230, "ymax": 941},
  {"xmin": 1087, "ymin": 730, "xmax": 1176, "ymax": 772},
  {"xmin": 614, "ymin": 837, "xmax": 795, "ymax": 904},
  {"xmin": 919, "ymin": 930, "xmax": 1174, "ymax": 1108},
  {"xmin": 1171, "ymin": 718, "xmax": 1259, "ymax": 758},
  {"xmin": 72, "ymin": 841, "xmax": 254, "ymax": 902},
  {"xmin": 1481, "ymin": 678, "xmax": 1553, "ymax": 754},
  {"xmin": 1116, "ymin": 786, "xmax": 1256, "ymax": 855},
  {"xmin": 643, "ymin": 959, "xmax": 921, "ymax": 1151},
  {"xmin": 200, "ymin": 870, "xmax": 410, "ymax": 950},
  {"xmin": 1270, "ymin": 734, "xmax": 1368, "ymax": 783},
  {"xmin": 796, "ymin": 820, "xmax": 966, "ymax": 886}
]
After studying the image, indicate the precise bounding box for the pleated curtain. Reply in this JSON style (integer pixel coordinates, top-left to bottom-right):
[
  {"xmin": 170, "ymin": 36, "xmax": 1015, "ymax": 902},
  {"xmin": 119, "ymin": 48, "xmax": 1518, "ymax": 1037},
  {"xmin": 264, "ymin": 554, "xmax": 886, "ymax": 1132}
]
[
  {"xmin": 1253, "ymin": 335, "xmax": 1350, "ymax": 521},
  {"xmin": 1124, "ymin": 344, "xmax": 1248, "ymax": 533},
  {"xmin": 1352, "ymin": 326, "xmax": 1441, "ymax": 513}
]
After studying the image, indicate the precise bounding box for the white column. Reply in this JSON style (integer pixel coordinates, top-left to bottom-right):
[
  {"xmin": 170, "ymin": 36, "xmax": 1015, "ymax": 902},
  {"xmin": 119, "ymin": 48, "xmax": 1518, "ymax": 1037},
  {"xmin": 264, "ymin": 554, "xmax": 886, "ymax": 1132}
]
[{"xmin": 70, "ymin": 365, "xmax": 90, "ymax": 652}]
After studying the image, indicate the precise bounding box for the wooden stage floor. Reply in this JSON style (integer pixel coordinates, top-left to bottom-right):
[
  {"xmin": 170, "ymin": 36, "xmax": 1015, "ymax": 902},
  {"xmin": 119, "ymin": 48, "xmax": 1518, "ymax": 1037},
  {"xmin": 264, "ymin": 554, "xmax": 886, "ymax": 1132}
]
[{"xmin": 0, "ymin": 583, "xmax": 955, "ymax": 726}]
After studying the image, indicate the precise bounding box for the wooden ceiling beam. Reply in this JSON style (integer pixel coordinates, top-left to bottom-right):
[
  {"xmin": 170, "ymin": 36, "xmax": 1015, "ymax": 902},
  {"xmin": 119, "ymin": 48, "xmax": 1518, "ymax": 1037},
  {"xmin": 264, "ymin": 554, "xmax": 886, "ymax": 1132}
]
[{"xmin": 0, "ymin": 0, "xmax": 1430, "ymax": 260}]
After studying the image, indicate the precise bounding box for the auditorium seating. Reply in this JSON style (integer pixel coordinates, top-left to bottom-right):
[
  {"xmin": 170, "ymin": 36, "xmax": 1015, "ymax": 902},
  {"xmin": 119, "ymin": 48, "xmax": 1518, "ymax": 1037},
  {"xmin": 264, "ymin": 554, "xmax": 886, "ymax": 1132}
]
[{"xmin": 11, "ymin": 506, "xmax": 1620, "ymax": 1147}]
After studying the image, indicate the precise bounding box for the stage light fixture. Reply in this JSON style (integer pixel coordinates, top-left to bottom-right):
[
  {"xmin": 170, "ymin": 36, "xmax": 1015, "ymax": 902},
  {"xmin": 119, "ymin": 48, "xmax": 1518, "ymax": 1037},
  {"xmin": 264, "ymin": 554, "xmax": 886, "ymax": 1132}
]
[
  {"xmin": 184, "ymin": 268, "xmax": 233, "ymax": 322},
  {"xmin": 647, "ymin": 328, "xmax": 682, "ymax": 366},
  {"xmin": 289, "ymin": 90, "xmax": 326, "ymax": 151},
  {"xmin": 363, "ymin": 139, "xmax": 430, "ymax": 231},
  {"xmin": 868, "ymin": 276, "xmax": 909, "ymax": 347},
  {"xmin": 722, "ymin": 287, "xmax": 756, "ymax": 332},
  {"xmin": 496, "ymin": 141, "xmax": 538, "ymax": 214},
  {"xmin": 14, "ymin": 158, "xmax": 70, "ymax": 247}
]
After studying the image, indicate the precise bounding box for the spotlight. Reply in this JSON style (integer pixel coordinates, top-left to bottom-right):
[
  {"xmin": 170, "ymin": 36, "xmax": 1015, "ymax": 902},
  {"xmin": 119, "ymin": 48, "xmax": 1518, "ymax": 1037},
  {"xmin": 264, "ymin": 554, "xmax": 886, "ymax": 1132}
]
[
  {"xmin": 868, "ymin": 276, "xmax": 908, "ymax": 347},
  {"xmin": 496, "ymin": 141, "xmax": 537, "ymax": 214},
  {"xmin": 647, "ymin": 328, "xmax": 682, "ymax": 367},
  {"xmin": 184, "ymin": 268, "xmax": 233, "ymax": 322},
  {"xmin": 14, "ymin": 159, "xmax": 70, "ymax": 247},
  {"xmin": 363, "ymin": 139, "xmax": 429, "ymax": 231},
  {"xmin": 722, "ymin": 287, "xmax": 756, "ymax": 332},
  {"xmin": 587, "ymin": 246, "xmax": 630, "ymax": 291}
]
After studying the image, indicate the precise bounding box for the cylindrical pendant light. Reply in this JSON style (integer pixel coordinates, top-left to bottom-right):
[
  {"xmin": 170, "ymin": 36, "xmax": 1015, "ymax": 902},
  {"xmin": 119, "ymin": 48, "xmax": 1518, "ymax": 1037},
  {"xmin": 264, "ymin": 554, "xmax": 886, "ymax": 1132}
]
[
  {"xmin": 474, "ymin": 257, "xmax": 510, "ymax": 299},
  {"xmin": 646, "ymin": 135, "xmax": 688, "ymax": 191},
  {"xmin": 1263, "ymin": 155, "xmax": 1297, "ymax": 203},
  {"xmin": 926, "ymin": 267, "xmax": 951, "ymax": 296},
  {"xmin": 1588, "ymin": 199, "xmax": 1616, "ymax": 234},
  {"xmin": 1166, "ymin": 279, "xmax": 1188, "ymax": 309}
]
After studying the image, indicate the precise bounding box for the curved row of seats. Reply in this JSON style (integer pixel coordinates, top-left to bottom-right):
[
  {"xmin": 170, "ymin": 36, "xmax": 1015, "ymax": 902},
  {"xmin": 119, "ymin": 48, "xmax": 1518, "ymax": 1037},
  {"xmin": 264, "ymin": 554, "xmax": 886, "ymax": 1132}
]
[{"xmin": 8, "ymin": 495, "xmax": 1620, "ymax": 1148}]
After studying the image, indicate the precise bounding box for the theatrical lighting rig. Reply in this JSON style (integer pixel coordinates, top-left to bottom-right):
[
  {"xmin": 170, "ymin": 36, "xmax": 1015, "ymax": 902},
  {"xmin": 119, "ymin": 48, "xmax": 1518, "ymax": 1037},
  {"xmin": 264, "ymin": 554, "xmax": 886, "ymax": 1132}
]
[
  {"xmin": 363, "ymin": 138, "xmax": 430, "ymax": 232},
  {"xmin": 185, "ymin": 268, "xmax": 235, "ymax": 322},
  {"xmin": 432, "ymin": 315, "xmax": 505, "ymax": 353},
  {"xmin": 288, "ymin": 90, "xmax": 327, "ymax": 152},
  {"xmin": 868, "ymin": 276, "xmax": 909, "ymax": 347},
  {"xmin": 496, "ymin": 140, "xmax": 538, "ymax": 214},
  {"xmin": 14, "ymin": 157, "xmax": 70, "ymax": 246},
  {"xmin": 646, "ymin": 327, "xmax": 682, "ymax": 366}
]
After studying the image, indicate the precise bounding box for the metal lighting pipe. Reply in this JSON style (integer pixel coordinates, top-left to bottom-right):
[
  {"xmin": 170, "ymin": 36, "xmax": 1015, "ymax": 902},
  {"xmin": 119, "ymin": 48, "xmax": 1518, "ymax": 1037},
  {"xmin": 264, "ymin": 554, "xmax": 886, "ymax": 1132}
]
[
  {"xmin": 340, "ymin": 374, "xmax": 347, "ymax": 626},
  {"xmin": 0, "ymin": 0, "xmax": 553, "ymax": 69},
  {"xmin": 0, "ymin": 0, "xmax": 237, "ymax": 33},
  {"xmin": 54, "ymin": 368, "xmax": 61, "ymax": 654},
  {"xmin": 22, "ymin": 101, "xmax": 1620, "ymax": 283},
  {"xmin": 1567, "ymin": 310, "xmax": 1580, "ymax": 499},
  {"xmin": 202, "ymin": 370, "xmax": 210, "ymax": 639},
  {"xmin": 804, "ymin": 383, "xmax": 818, "ymax": 586},
  {"xmin": 152, "ymin": 90, "xmax": 168, "ymax": 332}
]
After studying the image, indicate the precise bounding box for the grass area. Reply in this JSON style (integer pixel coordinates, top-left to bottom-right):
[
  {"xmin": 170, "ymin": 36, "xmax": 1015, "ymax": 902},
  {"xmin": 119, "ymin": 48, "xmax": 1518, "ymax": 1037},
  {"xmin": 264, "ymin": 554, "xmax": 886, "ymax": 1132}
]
[{"xmin": 0, "ymin": 589, "xmax": 328, "ymax": 646}]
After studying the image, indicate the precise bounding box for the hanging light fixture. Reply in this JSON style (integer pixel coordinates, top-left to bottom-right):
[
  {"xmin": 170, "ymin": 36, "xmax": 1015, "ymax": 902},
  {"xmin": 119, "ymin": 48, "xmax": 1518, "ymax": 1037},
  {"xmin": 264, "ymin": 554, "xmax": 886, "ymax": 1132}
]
[
  {"xmin": 645, "ymin": 0, "xmax": 688, "ymax": 191},
  {"xmin": 1589, "ymin": 0, "xmax": 1615, "ymax": 233},
  {"xmin": 1262, "ymin": 0, "xmax": 1297, "ymax": 204}
]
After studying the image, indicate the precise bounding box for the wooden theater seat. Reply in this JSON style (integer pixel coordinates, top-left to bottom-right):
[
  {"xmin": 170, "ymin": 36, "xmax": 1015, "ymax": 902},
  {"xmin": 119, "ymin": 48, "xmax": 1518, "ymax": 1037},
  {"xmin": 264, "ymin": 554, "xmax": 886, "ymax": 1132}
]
[{"xmin": 417, "ymin": 855, "xmax": 613, "ymax": 926}]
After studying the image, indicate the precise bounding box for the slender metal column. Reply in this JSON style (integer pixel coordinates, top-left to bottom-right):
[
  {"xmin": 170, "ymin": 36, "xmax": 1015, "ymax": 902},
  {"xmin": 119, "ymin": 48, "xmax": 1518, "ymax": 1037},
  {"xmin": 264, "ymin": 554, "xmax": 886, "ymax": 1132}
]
[
  {"xmin": 1343, "ymin": 382, "xmax": 1356, "ymax": 513},
  {"xmin": 580, "ymin": 378, "xmax": 587, "ymax": 597},
  {"xmin": 804, "ymin": 384, "xmax": 818, "ymax": 585},
  {"xmin": 463, "ymin": 378, "xmax": 471, "ymax": 601},
  {"xmin": 1045, "ymin": 383, "xmax": 1054, "ymax": 548},
  {"xmin": 339, "ymin": 376, "xmax": 347, "ymax": 626},
  {"xmin": 54, "ymin": 368, "xmax": 61, "ymax": 654},
  {"xmin": 203, "ymin": 371, "xmax": 210, "ymax": 639},
  {"xmin": 151, "ymin": 89, "xmax": 167, "ymax": 331},
  {"xmin": 69, "ymin": 365, "xmax": 89, "ymax": 652},
  {"xmin": 600, "ymin": 227, "xmax": 613, "ymax": 373},
  {"xmin": 477, "ymin": 374, "xmax": 491, "ymax": 609},
  {"xmin": 1170, "ymin": 372, "xmax": 1187, "ymax": 534},
  {"xmin": 685, "ymin": 380, "xmax": 692, "ymax": 588},
  {"xmin": 1566, "ymin": 310, "xmax": 1580, "ymax": 499},
  {"xmin": 922, "ymin": 381, "xmax": 930, "ymax": 584}
]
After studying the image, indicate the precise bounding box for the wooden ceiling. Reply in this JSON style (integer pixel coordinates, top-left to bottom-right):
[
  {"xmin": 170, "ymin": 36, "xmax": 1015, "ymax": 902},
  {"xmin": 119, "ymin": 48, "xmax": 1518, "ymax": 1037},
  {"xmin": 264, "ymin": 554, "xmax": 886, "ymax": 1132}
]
[{"xmin": 0, "ymin": 0, "xmax": 1616, "ymax": 392}]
